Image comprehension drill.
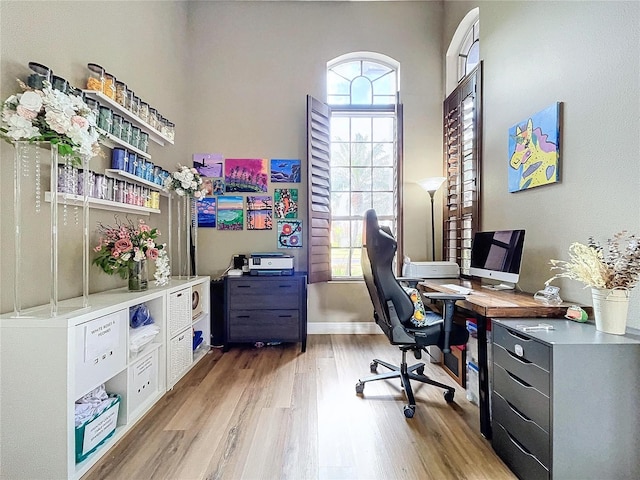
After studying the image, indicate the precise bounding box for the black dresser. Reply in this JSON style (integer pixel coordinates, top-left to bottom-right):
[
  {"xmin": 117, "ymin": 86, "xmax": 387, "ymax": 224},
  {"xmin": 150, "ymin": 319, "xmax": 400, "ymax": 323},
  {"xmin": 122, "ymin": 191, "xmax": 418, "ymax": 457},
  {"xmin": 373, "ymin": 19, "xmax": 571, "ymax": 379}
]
[{"xmin": 225, "ymin": 274, "xmax": 307, "ymax": 352}]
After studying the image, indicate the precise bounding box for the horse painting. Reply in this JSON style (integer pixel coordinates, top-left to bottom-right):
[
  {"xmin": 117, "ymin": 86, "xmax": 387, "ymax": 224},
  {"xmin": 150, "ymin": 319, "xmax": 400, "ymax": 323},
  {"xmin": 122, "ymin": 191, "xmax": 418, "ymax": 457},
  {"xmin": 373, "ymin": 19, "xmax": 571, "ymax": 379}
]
[{"xmin": 508, "ymin": 103, "xmax": 560, "ymax": 192}]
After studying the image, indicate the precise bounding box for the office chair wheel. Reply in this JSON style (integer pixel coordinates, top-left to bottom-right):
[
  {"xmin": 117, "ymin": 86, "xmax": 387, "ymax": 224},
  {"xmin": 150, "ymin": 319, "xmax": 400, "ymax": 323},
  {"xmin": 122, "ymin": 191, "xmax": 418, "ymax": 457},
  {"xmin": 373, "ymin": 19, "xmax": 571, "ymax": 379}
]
[
  {"xmin": 403, "ymin": 405, "xmax": 415, "ymax": 418},
  {"xmin": 370, "ymin": 361, "xmax": 378, "ymax": 373},
  {"xmin": 444, "ymin": 390, "xmax": 455, "ymax": 403},
  {"xmin": 416, "ymin": 366, "xmax": 425, "ymax": 376},
  {"xmin": 355, "ymin": 381, "xmax": 365, "ymax": 395}
]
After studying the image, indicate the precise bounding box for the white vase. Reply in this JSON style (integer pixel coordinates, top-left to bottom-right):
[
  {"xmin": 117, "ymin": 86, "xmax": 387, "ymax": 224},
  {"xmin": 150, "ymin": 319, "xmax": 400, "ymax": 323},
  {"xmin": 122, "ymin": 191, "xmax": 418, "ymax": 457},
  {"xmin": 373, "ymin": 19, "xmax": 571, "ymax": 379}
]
[{"xmin": 591, "ymin": 287, "xmax": 630, "ymax": 335}]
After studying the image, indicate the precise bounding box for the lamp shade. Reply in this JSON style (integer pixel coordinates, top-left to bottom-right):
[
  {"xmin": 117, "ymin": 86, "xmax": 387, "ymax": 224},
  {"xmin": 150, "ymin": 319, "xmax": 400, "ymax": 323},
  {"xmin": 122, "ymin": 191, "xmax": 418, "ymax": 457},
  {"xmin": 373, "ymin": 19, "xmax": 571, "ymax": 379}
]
[{"xmin": 418, "ymin": 176, "xmax": 446, "ymax": 194}]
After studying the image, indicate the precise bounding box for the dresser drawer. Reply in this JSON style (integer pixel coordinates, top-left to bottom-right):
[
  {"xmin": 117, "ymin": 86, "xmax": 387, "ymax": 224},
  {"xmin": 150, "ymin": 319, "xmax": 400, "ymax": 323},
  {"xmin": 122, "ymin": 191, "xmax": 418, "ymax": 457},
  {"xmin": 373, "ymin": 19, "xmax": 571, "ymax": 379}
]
[
  {"xmin": 493, "ymin": 422, "xmax": 550, "ymax": 480},
  {"xmin": 492, "ymin": 390, "xmax": 549, "ymax": 467},
  {"xmin": 493, "ymin": 363, "xmax": 550, "ymax": 432},
  {"xmin": 493, "ymin": 343, "xmax": 549, "ymax": 396},
  {"xmin": 228, "ymin": 310, "xmax": 300, "ymax": 342},
  {"xmin": 493, "ymin": 324, "xmax": 550, "ymax": 371},
  {"xmin": 228, "ymin": 278, "xmax": 300, "ymax": 309}
]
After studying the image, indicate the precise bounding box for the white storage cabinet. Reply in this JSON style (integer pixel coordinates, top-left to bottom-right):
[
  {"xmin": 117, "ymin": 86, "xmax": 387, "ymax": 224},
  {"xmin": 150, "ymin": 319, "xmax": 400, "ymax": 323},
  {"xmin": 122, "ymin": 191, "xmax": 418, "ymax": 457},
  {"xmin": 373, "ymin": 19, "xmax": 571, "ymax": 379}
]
[{"xmin": 0, "ymin": 276, "xmax": 210, "ymax": 480}]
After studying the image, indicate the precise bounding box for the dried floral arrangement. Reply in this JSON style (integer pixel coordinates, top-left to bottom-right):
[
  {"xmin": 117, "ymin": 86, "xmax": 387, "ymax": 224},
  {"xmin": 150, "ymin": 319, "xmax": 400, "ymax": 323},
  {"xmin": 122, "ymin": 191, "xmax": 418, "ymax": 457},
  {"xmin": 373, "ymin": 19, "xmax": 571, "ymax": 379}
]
[{"xmin": 547, "ymin": 231, "xmax": 640, "ymax": 290}]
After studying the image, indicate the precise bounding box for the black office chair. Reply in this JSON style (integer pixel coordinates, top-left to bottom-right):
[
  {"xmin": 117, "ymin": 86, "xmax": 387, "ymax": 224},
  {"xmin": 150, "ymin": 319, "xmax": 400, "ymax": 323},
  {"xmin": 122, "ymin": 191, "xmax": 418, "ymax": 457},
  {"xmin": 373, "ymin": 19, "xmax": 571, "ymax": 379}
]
[{"xmin": 357, "ymin": 209, "xmax": 469, "ymax": 418}]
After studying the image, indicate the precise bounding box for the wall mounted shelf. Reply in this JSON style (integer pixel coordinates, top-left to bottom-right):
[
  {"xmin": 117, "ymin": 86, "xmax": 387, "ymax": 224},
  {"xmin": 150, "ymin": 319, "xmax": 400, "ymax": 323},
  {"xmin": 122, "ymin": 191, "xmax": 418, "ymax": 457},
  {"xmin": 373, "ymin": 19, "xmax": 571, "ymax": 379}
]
[
  {"xmin": 45, "ymin": 192, "xmax": 160, "ymax": 216},
  {"xmin": 83, "ymin": 90, "xmax": 174, "ymax": 146},
  {"xmin": 104, "ymin": 169, "xmax": 167, "ymax": 195}
]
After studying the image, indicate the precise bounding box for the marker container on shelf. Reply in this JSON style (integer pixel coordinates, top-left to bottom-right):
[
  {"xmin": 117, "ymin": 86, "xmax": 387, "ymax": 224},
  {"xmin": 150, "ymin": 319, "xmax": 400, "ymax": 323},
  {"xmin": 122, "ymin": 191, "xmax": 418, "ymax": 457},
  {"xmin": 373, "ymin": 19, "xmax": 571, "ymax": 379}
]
[
  {"xmin": 98, "ymin": 106, "xmax": 113, "ymax": 133},
  {"xmin": 27, "ymin": 62, "xmax": 52, "ymax": 89},
  {"xmin": 103, "ymin": 72, "xmax": 116, "ymax": 100},
  {"xmin": 115, "ymin": 81, "xmax": 127, "ymax": 107},
  {"xmin": 111, "ymin": 114, "xmax": 123, "ymax": 139},
  {"xmin": 86, "ymin": 63, "xmax": 104, "ymax": 92}
]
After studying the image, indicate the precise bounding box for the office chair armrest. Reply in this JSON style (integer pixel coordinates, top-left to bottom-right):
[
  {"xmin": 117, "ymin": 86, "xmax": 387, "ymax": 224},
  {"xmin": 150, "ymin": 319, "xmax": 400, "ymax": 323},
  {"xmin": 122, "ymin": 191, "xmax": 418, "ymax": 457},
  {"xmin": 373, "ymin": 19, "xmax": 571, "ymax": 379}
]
[{"xmin": 396, "ymin": 276, "xmax": 424, "ymax": 288}]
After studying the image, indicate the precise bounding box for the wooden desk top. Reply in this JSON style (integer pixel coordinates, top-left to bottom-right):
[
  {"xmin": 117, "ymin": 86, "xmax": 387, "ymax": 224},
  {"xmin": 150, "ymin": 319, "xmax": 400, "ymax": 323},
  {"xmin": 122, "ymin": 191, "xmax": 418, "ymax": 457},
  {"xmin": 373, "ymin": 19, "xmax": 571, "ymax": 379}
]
[{"xmin": 419, "ymin": 278, "xmax": 588, "ymax": 319}]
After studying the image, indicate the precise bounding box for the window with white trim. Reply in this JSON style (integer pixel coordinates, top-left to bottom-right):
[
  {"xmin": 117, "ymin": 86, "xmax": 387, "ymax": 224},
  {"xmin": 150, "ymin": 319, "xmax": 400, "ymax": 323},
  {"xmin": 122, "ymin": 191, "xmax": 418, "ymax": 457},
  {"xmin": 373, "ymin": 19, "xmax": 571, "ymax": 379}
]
[{"xmin": 327, "ymin": 54, "xmax": 401, "ymax": 278}]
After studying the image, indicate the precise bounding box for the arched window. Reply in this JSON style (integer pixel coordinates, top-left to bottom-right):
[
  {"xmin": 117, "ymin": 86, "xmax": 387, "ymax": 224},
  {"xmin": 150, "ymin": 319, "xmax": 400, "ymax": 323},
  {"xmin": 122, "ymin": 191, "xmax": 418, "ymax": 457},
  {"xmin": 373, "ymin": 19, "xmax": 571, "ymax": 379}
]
[
  {"xmin": 458, "ymin": 20, "xmax": 480, "ymax": 82},
  {"xmin": 325, "ymin": 53, "xmax": 401, "ymax": 278}
]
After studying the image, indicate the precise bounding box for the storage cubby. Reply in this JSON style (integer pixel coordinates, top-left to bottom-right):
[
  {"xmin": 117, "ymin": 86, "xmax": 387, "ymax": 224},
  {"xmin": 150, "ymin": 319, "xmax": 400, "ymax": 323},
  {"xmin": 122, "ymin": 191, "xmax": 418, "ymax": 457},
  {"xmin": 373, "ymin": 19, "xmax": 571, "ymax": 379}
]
[{"xmin": 0, "ymin": 276, "xmax": 210, "ymax": 480}]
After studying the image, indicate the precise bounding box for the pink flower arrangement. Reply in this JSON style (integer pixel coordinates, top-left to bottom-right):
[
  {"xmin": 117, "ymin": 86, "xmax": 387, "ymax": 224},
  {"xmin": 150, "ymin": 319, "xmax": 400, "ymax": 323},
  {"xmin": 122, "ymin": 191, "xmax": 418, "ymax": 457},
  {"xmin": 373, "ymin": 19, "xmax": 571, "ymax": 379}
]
[{"xmin": 92, "ymin": 217, "xmax": 164, "ymax": 279}]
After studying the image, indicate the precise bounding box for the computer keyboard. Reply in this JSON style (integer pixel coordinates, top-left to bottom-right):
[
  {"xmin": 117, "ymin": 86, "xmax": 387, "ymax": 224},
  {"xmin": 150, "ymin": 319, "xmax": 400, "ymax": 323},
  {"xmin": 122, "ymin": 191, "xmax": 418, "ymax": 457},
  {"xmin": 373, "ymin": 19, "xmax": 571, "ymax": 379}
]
[{"xmin": 441, "ymin": 284, "xmax": 473, "ymax": 295}]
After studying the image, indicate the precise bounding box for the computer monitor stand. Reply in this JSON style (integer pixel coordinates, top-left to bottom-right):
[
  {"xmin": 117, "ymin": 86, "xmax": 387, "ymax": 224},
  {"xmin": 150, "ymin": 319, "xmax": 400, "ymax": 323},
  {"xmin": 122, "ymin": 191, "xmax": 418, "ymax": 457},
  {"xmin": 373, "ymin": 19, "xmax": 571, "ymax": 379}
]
[{"xmin": 481, "ymin": 282, "xmax": 516, "ymax": 291}]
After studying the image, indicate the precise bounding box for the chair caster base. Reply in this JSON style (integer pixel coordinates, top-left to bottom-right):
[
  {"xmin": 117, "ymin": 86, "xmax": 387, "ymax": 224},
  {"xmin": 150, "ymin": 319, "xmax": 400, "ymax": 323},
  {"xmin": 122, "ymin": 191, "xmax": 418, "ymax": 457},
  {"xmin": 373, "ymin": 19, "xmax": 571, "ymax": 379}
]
[
  {"xmin": 355, "ymin": 381, "xmax": 364, "ymax": 395},
  {"xmin": 403, "ymin": 405, "xmax": 415, "ymax": 418},
  {"xmin": 444, "ymin": 389, "xmax": 455, "ymax": 403}
]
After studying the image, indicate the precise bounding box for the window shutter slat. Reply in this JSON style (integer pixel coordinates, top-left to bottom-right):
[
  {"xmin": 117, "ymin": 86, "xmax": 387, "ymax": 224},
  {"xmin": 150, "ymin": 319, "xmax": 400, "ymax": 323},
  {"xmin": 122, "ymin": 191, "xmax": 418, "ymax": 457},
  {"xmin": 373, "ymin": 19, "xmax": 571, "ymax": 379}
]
[{"xmin": 307, "ymin": 95, "xmax": 332, "ymax": 284}]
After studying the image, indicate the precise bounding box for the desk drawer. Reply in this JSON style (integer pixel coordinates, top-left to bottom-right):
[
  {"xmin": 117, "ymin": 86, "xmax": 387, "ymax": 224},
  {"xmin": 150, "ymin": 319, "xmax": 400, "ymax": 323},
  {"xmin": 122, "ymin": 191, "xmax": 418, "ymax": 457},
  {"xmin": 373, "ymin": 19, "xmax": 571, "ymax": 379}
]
[
  {"xmin": 493, "ymin": 343, "xmax": 549, "ymax": 396},
  {"xmin": 493, "ymin": 422, "xmax": 550, "ymax": 480},
  {"xmin": 493, "ymin": 324, "xmax": 550, "ymax": 371},
  {"xmin": 228, "ymin": 279, "xmax": 300, "ymax": 310},
  {"xmin": 492, "ymin": 390, "xmax": 549, "ymax": 467},
  {"xmin": 228, "ymin": 310, "xmax": 300, "ymax": 342},
  {"xmin": 493, "ymin": 363, "xmax": 549, "ymax": 432}
]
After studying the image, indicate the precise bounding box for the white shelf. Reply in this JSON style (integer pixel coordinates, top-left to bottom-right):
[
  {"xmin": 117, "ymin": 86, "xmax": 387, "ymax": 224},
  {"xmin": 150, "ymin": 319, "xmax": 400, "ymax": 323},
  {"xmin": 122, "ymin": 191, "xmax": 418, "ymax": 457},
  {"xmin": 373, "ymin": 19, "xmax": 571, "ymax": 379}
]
[
  {"xmin": 104, "ymin": 169, "xmax": 167, "ymax": 195},
  {"xmin": 97, "ymin": 128, "xmax": 151, "ymax": 160},
  {"xmin": 45, "ymin": 192, "xmax": 160, "ymax": 216},
  {"xmin": 83, "ymin": 90, "xmax": 174, "ymax": 146}
]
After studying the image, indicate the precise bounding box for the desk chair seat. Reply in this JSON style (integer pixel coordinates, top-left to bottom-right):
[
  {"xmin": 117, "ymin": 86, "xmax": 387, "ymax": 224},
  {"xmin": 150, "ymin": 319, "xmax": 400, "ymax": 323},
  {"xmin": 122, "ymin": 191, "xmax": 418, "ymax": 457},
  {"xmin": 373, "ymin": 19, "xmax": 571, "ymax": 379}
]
[{"xmin": 358, "ymin": 209, "xmax": 469, "ymax": 418}]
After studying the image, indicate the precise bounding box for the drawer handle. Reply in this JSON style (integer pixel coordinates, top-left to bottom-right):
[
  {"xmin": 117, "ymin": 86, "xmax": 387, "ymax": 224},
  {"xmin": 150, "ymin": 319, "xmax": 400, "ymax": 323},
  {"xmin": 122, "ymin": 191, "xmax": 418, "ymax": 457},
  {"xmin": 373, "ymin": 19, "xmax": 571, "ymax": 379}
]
[
  {"xmin": 176, "ymin": 293, "xmax": 183, "ymax": 298},
  {"xmin": 237, "ymin": 285, "xmax": 251, "ymax": 289},
  {"xmin": 506, "ymin": 329, "xmax": 533, "ymax": 342},
  {"xmin": 278, "ymin": 285, "xmax": 293, "ymax": 289},
  {"xmin": 506, "ymin": 370, "xmax": 532, "ymax": 388},
  {"xmin": 237, "ymin": 315, "xmax": 251, "ymax": 318},
  {"xmin": 278, "ymin": 315, "xmax": 293, "ymax": 318},
  {"xmin": 505, "ymin": 397, "xmax": 533, "ymax": 422},
  {"xmin": 506, "ymin": 348, "xmax": 532, "ymax": 365},
  {"xmin": 504, "ymin": 428, "xmax": 537, "ymax": 459}
]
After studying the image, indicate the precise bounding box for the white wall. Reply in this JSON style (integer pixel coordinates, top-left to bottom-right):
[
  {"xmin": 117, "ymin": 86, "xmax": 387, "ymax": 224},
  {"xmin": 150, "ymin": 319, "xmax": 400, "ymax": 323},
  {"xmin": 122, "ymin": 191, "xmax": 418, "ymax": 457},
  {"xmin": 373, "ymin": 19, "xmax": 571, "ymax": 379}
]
[{"xmin": 444, "ymin": 1, "xmax": 640, "ymax": 328}]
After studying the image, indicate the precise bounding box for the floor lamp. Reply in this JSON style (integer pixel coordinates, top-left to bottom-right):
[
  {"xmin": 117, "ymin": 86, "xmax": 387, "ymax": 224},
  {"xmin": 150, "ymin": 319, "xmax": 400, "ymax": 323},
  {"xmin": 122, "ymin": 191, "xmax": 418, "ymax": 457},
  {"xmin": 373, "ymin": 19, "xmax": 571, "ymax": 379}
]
[{"xmin": 418, "ymin": 177, "xmax": 446, "ymax": 261}]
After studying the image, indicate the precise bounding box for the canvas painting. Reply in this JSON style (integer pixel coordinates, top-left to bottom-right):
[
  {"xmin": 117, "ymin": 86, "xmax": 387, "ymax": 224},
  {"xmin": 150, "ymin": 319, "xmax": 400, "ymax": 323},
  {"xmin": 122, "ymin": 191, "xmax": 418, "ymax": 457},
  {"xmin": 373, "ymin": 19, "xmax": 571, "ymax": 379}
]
[
  {"xmin": 211, "ymin": 178, "xmax": 225, "ymax": 195},
  {"xmin": 274, "ymin": 188, "xmax": 298, "ymax": 218},
  {"xmin": 201, "ymin": 178, "xmax": 214, "ymax": 196},
  {"xmin": 271, "ymin": 159, "xmax": 301, "ymax": 183},
  {"xmin": 193, "ymin": 153, "xmax": 223, "ymax": 178},
  {"xmin": 225, "ymin": 158, "xmax": 268, "ymax": 192},
  {"xmin": 246, "ymin": 195, "xmax": 273, "ymax": 230},
  {"xmin": 277, "ymin": 220, "xmax": 303, "ymax": 248},
  {"xmin": 217, "ymin": 196, "xmax": 244, "ymax": 230},
  {"xmin": 197, "ymin": 197, "xmax": 216, "ymax": 228},
  {"xmin": 508, "ymin": 102, "xmax": 561, "ymax": 192}
]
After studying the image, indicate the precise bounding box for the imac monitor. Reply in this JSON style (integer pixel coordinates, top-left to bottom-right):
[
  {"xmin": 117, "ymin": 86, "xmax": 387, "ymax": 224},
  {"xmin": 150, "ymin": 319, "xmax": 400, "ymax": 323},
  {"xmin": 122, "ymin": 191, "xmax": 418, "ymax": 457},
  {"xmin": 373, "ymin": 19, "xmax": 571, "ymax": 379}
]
[{"xmin": 469, "ymin": 230, "xmax": 525, "ymax": 289}]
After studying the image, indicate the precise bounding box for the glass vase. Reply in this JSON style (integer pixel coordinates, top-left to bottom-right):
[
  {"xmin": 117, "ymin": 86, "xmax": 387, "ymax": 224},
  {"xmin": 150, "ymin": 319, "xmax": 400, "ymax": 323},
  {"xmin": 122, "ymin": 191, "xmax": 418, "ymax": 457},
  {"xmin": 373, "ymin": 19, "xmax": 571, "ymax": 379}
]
[
  {"xmin": 128, "ymin": 259, "xmax": 148, "ymax": 292},
  {"xmin": 176, "ymin": 195, "xmax": 198, "ymax": 278},
  {"xmin": 12, "ymin": 141, "xmax": 89, "ymax": 317}
]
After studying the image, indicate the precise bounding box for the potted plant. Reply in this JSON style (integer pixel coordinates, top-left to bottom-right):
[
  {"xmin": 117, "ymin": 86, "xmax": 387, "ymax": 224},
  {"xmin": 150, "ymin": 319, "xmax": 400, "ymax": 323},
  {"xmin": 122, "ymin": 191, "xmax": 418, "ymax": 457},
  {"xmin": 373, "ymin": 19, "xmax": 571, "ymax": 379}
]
[{"xmin": 547, "ymin": 231, "xmax": 640, "ymax": 334}]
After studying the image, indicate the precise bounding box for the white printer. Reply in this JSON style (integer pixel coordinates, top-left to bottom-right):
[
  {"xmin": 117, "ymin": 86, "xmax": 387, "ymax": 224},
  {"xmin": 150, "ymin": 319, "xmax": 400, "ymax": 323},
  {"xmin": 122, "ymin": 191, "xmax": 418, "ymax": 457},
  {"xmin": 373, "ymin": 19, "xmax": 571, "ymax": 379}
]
[
  {"xmin": 249, "ymin": 252, "xmax": 294, "ymax": 275},
  {"xmin": 404, "ymin": 261, "xmax": 459, "ymax": 279}
]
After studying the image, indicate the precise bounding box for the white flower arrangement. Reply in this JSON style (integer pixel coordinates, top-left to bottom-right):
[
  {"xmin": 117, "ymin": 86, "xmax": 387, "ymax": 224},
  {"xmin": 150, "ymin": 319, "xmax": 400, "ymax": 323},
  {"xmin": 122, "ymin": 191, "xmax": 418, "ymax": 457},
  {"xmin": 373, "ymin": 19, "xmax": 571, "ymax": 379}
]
[
  {"xmin": 547, "ymin": 231, "xmax": 640, "ymax": 290},
  {"xmin": 154, "ymin": 246, "xmax": 171, "ymax": 286},
  {"xmin": 164, "ymin": 164, "xmax": 206, "ymax": 199},
  {"xmin": 1, "ymin": 79, "xmax": 101, "ymax": 164}
]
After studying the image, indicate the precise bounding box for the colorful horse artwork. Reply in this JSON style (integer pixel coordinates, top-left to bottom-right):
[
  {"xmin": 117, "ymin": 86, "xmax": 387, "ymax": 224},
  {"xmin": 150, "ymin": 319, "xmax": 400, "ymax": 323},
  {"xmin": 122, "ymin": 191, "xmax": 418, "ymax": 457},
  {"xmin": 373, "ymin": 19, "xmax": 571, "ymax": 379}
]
[{"xmin": 508, "ymin": 103, "xmax": 560, "ymax": 192}]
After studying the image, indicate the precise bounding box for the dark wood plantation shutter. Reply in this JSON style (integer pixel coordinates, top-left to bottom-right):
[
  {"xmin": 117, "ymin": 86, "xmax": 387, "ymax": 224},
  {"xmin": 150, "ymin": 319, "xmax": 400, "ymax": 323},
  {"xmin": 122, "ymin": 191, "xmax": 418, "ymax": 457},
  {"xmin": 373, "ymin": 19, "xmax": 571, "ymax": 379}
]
[{"xmin": 307, "ymin": 95, "xmax": 332, "ymax": 283}]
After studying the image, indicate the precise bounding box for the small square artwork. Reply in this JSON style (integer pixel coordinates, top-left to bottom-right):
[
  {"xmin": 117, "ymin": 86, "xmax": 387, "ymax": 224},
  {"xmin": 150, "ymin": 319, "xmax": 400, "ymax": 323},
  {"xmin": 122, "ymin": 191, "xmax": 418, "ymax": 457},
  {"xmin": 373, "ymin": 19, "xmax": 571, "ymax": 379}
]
[
  {"xmin": 277, "ymin": 220, "xmax": 303, "ymax": 248},
  {"xmin": 225, "ymin": 158, "xmax": 268, "ymax": 193},
  {"xmin": 197, "ymin": 197, "xmax": 216, "ymax": 228},
  {"xmin": 217, "ymin": 196, "xmax": 244, "ymax": 230},
  {"xmin": 271, "ymin": 159, "xmax": 301, "ymax": 183},
  {"xmin": 508, "ymin": 102, "xmax": 561, "ymax": 192},
  {"xmin": 274, "ymin": 188, "xmax": 298, "ymax": 218},
  {"xmin": 193, "ymin": 153, "xmax": 223, "ymax": 178},
  {"xmin": 211, "ymin": 178, "xmax": 225, "ymax": 195},
  {"xmin": 202, "ymin": 177, "xmax": 214, "ymax": 197},
  {"xmin": 246, "ymin": 195, "xmax": 273, "ymax": 230}
]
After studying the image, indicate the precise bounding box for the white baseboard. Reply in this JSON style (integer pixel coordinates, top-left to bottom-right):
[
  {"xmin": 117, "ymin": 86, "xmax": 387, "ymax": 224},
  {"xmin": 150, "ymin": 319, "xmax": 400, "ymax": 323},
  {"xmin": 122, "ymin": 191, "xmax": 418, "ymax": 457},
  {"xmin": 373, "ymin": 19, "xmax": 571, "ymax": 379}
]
[{"xmin": 308, "ymin": 322, "xmax": 383, "ymax": 335}]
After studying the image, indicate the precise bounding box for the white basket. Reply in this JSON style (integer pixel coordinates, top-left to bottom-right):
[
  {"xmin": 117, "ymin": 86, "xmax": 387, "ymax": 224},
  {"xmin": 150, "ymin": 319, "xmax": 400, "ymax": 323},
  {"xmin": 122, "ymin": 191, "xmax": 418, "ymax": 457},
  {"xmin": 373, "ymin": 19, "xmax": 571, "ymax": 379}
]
[{"xmin": 592, "ymin": 287, "xmax": 630, "ymax": 335}]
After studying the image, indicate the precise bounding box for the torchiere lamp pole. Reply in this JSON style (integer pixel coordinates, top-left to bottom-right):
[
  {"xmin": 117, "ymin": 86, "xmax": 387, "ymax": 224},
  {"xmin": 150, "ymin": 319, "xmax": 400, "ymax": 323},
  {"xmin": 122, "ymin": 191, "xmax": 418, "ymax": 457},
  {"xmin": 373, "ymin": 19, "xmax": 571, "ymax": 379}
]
[{"xmin": 418, "ymin": 177, "xmax": 447, "ymax": 261}]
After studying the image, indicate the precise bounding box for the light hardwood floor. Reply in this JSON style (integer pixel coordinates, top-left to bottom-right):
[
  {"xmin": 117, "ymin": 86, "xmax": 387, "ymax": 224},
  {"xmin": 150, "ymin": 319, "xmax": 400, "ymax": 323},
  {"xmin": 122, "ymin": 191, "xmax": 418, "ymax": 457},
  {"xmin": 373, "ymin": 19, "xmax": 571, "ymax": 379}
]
[{"xmin": 84, "ymin": 335, "xmax": 516, "ymax": 480}]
